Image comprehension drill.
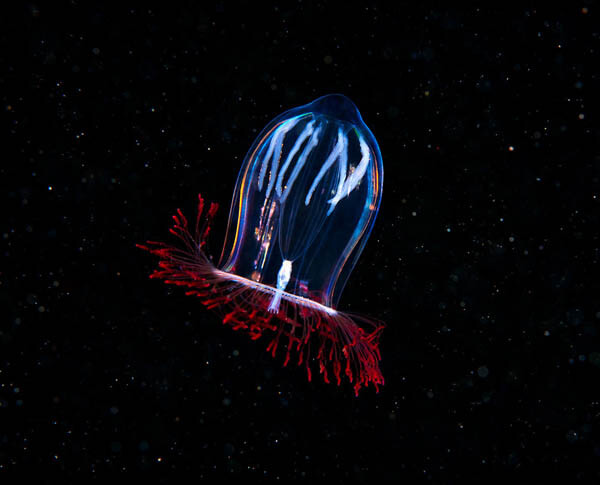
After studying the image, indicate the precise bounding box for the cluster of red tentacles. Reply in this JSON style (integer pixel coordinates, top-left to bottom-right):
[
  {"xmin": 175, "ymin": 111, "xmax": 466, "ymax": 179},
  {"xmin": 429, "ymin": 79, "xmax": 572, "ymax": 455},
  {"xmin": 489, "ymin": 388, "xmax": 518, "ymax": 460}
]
[{"xmin": 137, "ymin": 194, "xmax": 385, "ymax": 395}]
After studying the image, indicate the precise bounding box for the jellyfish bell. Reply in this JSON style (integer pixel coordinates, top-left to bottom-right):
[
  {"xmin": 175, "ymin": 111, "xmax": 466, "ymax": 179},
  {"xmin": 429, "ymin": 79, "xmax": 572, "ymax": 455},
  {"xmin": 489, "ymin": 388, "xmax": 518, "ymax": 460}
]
[
  {"xmin": 138, "ymin": 94, "xmax": 384, "ymax": 395},
  {"xmin": 221, "ymin": 94, "xmax": 383, "ymax": 308}
]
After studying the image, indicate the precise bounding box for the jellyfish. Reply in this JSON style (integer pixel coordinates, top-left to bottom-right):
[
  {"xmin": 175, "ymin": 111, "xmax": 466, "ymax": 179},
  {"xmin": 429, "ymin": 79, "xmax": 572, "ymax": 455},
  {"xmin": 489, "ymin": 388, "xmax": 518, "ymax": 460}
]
[{"xmin": 138, "ymin": 94, "xmax": 384, "ymax": 395}]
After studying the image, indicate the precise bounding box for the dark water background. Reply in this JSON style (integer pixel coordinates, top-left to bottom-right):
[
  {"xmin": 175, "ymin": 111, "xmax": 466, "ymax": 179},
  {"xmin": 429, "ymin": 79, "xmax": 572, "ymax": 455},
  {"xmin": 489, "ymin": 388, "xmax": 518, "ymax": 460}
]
[{"xmin": 3, "ymin": 3, "xmax": 599, "ymax": 482}]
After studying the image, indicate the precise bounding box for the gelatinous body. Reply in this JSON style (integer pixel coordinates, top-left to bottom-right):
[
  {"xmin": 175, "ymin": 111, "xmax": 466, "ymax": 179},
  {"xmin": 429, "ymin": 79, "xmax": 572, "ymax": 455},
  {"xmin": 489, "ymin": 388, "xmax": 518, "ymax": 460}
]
[{"xmin": 138, "ymin": 94, "xmax": 384, "ymax": 394}]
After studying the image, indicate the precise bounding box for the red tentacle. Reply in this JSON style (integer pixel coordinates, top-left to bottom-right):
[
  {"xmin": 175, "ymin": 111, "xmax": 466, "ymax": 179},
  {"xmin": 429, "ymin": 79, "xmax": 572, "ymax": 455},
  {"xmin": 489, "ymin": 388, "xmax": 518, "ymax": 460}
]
[{"xmin": 137, "ymin": 194, "xmax": 385, "ymax": 395}]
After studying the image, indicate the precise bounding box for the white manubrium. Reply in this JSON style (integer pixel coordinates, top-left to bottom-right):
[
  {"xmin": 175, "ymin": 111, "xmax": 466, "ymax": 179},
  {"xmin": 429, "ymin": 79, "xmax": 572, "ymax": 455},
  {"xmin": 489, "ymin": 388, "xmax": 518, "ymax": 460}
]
[
  {"xmin": 257, "ymin": 117, "xmax": 371, "ymax": 215},
  {"xmin": 268, "ymin": 259, "xmax": 293, "ymax": 314}
]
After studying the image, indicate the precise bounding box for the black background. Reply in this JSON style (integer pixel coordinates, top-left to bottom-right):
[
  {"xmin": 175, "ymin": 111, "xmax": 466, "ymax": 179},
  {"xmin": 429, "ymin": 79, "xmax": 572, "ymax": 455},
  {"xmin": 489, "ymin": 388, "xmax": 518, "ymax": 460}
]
[{"xmin": 3, "ymin": 2, "xmax": 600, "ymax": 482}]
